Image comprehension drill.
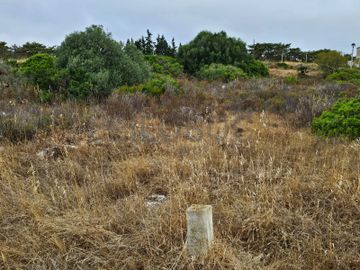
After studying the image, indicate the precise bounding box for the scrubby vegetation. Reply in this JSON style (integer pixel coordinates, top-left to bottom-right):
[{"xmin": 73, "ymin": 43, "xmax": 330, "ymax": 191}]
[
  {"xmin": 2, "ymin": 25, "xmax": 360, "ymax": 269},
  {"xmin": 315, "ymin": 51, "xmax": 348, "ymax": 76},
  {"xmin": 312, "ymin": 97, "xmax": 360, "ymax": 138},
  {"xmin": 145, "ymin": 55, "xmax": 183, "ymax": 77},
  {"xmin": 197, "ymin": 63, "xmax": 247, "ymax": 82},
  {"xmin": 327, "ymin": 68, "xmax": 360, "ymax": 85},
  {"xmin": 116, "ymin": 74, "xmax": 181, "ymax": 95}
]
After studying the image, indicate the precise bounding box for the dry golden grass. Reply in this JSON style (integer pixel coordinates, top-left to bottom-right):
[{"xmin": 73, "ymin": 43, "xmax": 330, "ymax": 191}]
[
  {"xmin": 267, "ymin": 61, "xmax": 320, "ymax": 78},
  {"xmin": 1, "ymin": 81, "xmax": 360, "ymax": 269}
]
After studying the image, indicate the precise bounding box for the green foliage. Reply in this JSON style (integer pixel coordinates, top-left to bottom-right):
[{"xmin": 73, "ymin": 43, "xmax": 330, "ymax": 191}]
[
  {"xmin": 0, "ymin": 41, "xmax": 10, "ymax": 59},
  {"xmin": 276, "ymin": 62, "xmax": 289, "ymax": 69},
  {"xmin": 19, "ymin": 53, "xmax": 57, "ymax": 90},
  {"xmin": 197, "ymin": 64, "xmax": 247, "ymax": 82},
  {"xmin": 326, "ymin": 68, "xmax": 360, "ymax": 85},
  {"xmin": 284, "ymin": 75, "xmax": 299, "ymax": 84},
  {"xmin": 145, "ymin": 55, "xmax": 183, "ymax": 77},
  {"xmin": 178, "ymin": 31, "xmax": 249, "ymax": 74},
  {"xmin": 237, "ymin": 59, "xmax": 269, "ymax": 77},
  {"xmin": 135, "ymin": 30, "xmax": 177, "ymax": 57},
  {"xmin": 312, "ymin": 98, "xmax": 360, "ymax": 138},
  {"xmin": 249, "ymin": 43, "xmax": 291, "ymax": 61},
  {"xmin": 297, "ymin": 65, "xmax": 309, "ymax": 77},
  {"xmin": 56, "ymin": 25, "xmax": 150, "ymax": 99},
  {"xmin": 16, "ymin": 42, "xmax": 55, "ymax": 58},
  {"xmin": 315, "ymin": 51, "xmax": 348, "ymax": 76},
  {"xmin": 117, "ymin": 74, "xmax": 181, "ymax": 95}
]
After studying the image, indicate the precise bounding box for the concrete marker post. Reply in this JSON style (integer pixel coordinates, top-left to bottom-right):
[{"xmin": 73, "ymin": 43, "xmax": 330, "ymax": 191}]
[{"xmin": 185, "ymin": 205, "xmax": 214, "ymax": 257}]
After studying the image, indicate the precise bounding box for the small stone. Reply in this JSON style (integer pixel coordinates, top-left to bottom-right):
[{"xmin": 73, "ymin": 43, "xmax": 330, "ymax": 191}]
[
  {"xmin": 146, "ymin": 194, "xmax": 167, "ymax": 208},
  {"xmin": 36, "ymin": 147, "xmax": 63, "ymax": 160}
]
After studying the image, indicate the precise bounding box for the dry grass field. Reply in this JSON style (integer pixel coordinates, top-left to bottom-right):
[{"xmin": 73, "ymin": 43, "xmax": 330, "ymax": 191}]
[{"xmin": 1, "ymin": 77, "xmax": 360, "ymax": 269}]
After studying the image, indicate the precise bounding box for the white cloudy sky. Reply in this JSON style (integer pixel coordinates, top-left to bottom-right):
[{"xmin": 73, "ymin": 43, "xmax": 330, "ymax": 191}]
[{"xmin": 1, "ymin": 0, "xmax": 359, "ymax": 52}]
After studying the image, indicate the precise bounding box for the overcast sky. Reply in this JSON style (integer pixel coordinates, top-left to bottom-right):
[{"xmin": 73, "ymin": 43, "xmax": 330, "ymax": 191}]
[{"xmin": 1, "ymin": 0, "xmax": 359, "ymax": 53}]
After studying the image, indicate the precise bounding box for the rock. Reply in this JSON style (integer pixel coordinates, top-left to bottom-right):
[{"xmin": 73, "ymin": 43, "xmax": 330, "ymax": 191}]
[
  {"xmin": 146, "ymin": 194, "xmax": 167, "ymax": 208},
  {"xmin": 36, "ymin": 147, "xmax": 63, "ymax": 160}
]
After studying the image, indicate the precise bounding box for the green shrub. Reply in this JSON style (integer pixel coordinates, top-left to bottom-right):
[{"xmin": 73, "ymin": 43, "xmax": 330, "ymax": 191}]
[
  {"xmin": 297, "ymin": 65, "xmax": 309, "ymax": 77},
  {"xmin": 312, "ymin": 98, "xmax": 360, "ymax": 138},
  {"xmin": 326, "ymin": 68, "xmax": 360, "ymax": 85},
  {"xmin": 197, "ymin": 64, "xmax": 247, "ymax": 82},
  {"xmin": 56, "ymin": 25, "xmax": 150, "ymax": 99},
  {"xmin": 276, "ymin": 62, "xmax": 289, "ymax": 69},
  {"xmin": 145, "ymin": 55, "xmax": 183, "ymax": 77},
  {"xmin": 18, "ymin": 53, "xmax": 57, "ymax": 90},
  {"xmin": 237, "ymin": 59, "xmax": 269, "ymax": 77},
  {"xmin": 117, "ymin": 74, "xmax": 181, "ymax": 95},
  {"xmin": 177, "ymin": 31, "xmax": 268, "ymax": 77},
  {"xmin": 315, "ymin": 51, "xmax": 348, "ymax": 76},
  {"xmin": 284, "ymin": 75, "xmax": 299, "ymax": 84}
]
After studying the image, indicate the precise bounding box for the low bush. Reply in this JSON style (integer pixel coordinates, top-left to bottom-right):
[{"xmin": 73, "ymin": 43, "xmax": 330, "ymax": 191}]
[
  {"xmin": 237, "ymin": 59, "xmax": 269, "ymax": 77},
  {"xmin": 197, "ymin": 64, "xmax": 247, "ymax": 82},
  {"xmin": 276, "ymin": 62, "xmax": 289, "ymax": 69},
  {"xmin": 284, "ymin": 75, "xmax": 299, "ymax": 84},
  {"xmin": 315, "ymin": 51, "xmax": 348, "ymax": 76},
  {"xmin": 0, "ymin": 113, "xmax": 52, "ymax": 142},
  {"xmin": 18, "ymin": 53, "xmax": 58, "ymax": 90},
  {"xmin": 117, "ymin": 74, "xmax": 182, "ymax": 96},
  {"xmin": 312, "ymin": 98, "xmax": 360, "ymax": 138},
  {"xmin": 145, "ymin": 55, "xmax": 183, "ymax": 77},
  {"xmin": 297, "ymin": 65, "xmax": 309, "ymax": 77},
  {"xmin": 326, "ymin": 68, "xmax": 360, "ymax": 85}
]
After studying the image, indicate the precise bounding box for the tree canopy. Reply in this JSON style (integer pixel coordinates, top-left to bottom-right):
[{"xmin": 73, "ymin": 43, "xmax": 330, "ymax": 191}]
[
  {"xmin": 56, "ymin": 25, "xmax": 150, "ymax": 98},
  {"xmin": 177, "ymin": 31, "xmax": 268, "ymax": 76}
]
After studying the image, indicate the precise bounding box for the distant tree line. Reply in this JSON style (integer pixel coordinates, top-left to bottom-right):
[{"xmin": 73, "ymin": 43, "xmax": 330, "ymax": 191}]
[
  {"xmin": 0, "ymin": 41, "xmax": 55, "ymax": 59},
  {"xmin": 248, "ymin": 42, "xmax": 332, "ymax": 62},
  {"xmin": 131, "ymin": 30, "xmax": 177, "ymax": 57}
]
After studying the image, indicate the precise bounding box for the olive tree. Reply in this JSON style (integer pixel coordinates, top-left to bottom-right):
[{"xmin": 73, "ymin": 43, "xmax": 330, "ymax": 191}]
[{"xmin": 56, "ymin": 25, "xmax": 150, "ymax": 98}]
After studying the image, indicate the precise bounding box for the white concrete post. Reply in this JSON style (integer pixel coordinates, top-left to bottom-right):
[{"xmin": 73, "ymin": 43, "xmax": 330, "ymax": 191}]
[{"xmin": 185, "ymin": 205, "xmax": 214, "ymax": 257}]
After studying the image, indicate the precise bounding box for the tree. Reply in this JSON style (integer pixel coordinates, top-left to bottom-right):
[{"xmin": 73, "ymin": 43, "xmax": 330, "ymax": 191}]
[
  {"xmin": 249, "ymin": 43, "xmax": 291, "ymax": 61},
  {"xmin": 315, "ymin": 51, "xmax": 348, "ymax": 76},
  {"xmin": 135, "ymin": 36, "xmax": 146, "ymax": 54},
  {"xmin": 15, "ymin": 42, "xmax": 55, "ymax": 58},
  {"xmin": 155, "ymin": 35, "xmax": 171, "ymax": 56},
  {"xmin": 177, "ymin": 31, "xmax": 268, "ymax": 76},
  {"xmin": 56, "ymin": 25, "xmax": 150, "ymax": 99},
  {"xmin": 171, "ymin": 38, "xmax": 177, "ymax": 57},
  {"xmin": 144, "ymin": 29, "xmax": 154, "ymax": 55},
  {"xmin": 0, "ymin": 41, "xmax": 10, "ymax": 59}
]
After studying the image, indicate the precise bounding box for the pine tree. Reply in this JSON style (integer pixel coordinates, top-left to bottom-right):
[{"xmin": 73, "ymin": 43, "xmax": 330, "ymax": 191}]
[
  {"xmin": 144, "ymin": 29, "xmax": 154, "ymax": 55},
  {"xmin": 155, "ymin": 35, "xmax": 170, "ymax": 56},
  {"xmin": 171, "ymin": 38, "xmax": 177, "ymax": 57}
]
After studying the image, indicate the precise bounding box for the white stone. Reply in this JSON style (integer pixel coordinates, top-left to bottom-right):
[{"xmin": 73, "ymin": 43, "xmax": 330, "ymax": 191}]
[
  {"xmin": 186, "ymin": 205, "xmax": 214, "ymax": 257},
  {"xmin": 146, "ymin": 194, "xmax": 167, "ymax": 208}
]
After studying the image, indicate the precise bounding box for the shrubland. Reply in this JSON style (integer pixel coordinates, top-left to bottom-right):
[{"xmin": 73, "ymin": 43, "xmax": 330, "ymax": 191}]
[{"xmin": 2, "ymin": 26, "xmax": 360, "ymax": 270}]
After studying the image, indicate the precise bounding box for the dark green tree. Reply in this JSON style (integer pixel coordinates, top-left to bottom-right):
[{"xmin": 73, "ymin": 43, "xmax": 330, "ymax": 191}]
[
  {"xmin": 155, "ymin": 35, "xmax": 171, "ymax": 56},
  {"xmin": 177, "ymin": 31, "xmax": 268, "ymax": 76},
  {"xmin": 171, "ymin": 38, "xmax": 177, "ymax": 57},
  {"xmin": 15, "ymin": 42, "xmax": 55, "ymax": 58},
  {"xmin": 144, "ymin": 29, "xmax": 154, "ymax": 55},
  {"xmin": 248, "ymin": 43, "xmax": 291, "ymax": 61},
  {"xmin": 0, "ymin": 41, "xmax": 10, "ymax": 59}
]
